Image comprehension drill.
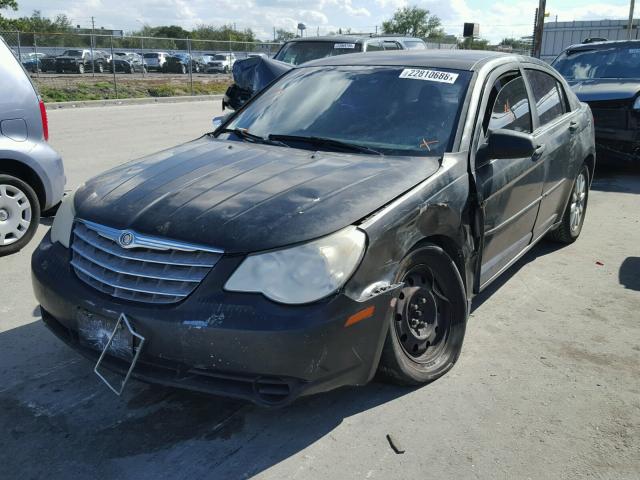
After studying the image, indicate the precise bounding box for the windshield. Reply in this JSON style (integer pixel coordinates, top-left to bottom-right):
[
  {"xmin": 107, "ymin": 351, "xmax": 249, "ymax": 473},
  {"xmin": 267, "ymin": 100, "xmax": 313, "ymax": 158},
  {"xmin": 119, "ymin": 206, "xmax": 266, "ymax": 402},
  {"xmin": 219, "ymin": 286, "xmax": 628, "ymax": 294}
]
[
  {"xmin": 143, "ymin": 53, "xmax": 160, "ymax": 59},
  {"xmin": 274, "ymin": 41, "xmax": 363, "ymax": 66},
  {"xmin": 214, "ymin": 54, "xmax": 228, "ymax": 60},
  {"xmin": 62, "ymin": 50, "xmax": 83, "ymax": 57},
  {"xmin": 222, "ymin": 66, "xmax": 470, "ymax": 156},
  {"xmin": 553, "ymin": 45, "xmax": 640, "ymax": 79}
]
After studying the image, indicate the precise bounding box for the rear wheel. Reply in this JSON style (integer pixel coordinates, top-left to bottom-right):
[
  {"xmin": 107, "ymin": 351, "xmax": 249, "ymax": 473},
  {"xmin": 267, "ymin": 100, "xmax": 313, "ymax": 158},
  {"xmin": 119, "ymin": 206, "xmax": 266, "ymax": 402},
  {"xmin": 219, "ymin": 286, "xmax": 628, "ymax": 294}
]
[
  {"xmin": 0, "ymin": 175, "xmax": 40, "ymax": 256},
  {"xmin": 378, "ymin": 244, "xmax": 468, "ymax": 385},
  {"xmin": 77, "ymin": 63, "xmax": 85, "ymax": 74},
  {"xmin": 180, "ymin": 64, "xmax": 187, "ymax": 74},
  {"xmin": 547, "ymin": 164, "xmax": 589, "ymax": 244},
  {"xmin": 97, "ymin": 62, "xmax": 104, "ymax": 73}
]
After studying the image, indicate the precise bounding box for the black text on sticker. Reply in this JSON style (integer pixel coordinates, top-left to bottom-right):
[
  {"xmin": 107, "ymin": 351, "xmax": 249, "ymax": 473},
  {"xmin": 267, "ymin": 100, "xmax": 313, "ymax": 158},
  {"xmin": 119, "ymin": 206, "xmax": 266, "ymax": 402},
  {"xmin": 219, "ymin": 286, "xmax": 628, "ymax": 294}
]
[{"xmin": 399, "ymin": 69, "xmax": 459, "ymax": 84}]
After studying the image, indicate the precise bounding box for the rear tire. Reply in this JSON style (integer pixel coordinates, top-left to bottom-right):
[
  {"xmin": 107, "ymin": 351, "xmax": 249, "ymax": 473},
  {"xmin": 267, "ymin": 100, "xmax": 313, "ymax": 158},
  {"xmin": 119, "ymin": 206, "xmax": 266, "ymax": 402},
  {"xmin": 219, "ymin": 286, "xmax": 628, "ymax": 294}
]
[
  {"xmin": 377, "ymin": 244, "xmax": 468, "ymax": 386},
  {"xmin": 547, "ymin": 164, "xmax": 589, "ymax": 244},
  {"xmin": 77, "ymin": 63, "xmax": 85, "ymax": 74},
  {"xmin": 0, "ymin": 175, "xmax": 41, "ymax": 257}
]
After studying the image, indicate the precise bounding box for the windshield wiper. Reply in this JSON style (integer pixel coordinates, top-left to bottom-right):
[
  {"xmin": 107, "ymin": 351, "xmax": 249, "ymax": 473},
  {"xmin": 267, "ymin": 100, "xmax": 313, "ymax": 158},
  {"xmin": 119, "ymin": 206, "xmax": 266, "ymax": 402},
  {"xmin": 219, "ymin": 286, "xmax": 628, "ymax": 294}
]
[
  {"xmin": 217, "ymin": 128, "xmax": 288, "ymax": 147},
  {"xmin": 268, "ymin": 134, "xmax": 383, "ymax": 155}
]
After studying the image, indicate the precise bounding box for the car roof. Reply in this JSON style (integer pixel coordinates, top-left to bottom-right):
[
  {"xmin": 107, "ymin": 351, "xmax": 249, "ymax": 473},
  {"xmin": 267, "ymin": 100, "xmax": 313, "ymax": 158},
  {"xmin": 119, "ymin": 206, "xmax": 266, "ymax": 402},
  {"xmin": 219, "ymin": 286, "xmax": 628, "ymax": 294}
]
[
  {"xmin": 301, "ymin": 49, "xmax": 525, "ymax": 71},
  {"xmin": 562, "ymin": 39, "xmax": 640, "ymax": 53}
]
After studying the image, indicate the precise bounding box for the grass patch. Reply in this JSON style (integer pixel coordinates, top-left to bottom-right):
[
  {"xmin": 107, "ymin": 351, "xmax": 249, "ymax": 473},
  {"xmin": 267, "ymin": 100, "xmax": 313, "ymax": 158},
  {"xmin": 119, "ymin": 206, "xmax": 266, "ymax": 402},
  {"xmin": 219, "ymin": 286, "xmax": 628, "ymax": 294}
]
[{"xmin": 36, "ymin": 79, "xmax": 230, "ymax": 103}]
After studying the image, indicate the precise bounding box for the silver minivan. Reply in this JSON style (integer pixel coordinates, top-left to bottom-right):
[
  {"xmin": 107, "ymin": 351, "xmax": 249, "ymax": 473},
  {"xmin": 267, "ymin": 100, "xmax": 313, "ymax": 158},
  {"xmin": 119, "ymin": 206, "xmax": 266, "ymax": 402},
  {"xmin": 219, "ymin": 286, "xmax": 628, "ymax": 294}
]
[{"xmin": 0, "ymin": 37, "xmax": 65, "ymax": 255}]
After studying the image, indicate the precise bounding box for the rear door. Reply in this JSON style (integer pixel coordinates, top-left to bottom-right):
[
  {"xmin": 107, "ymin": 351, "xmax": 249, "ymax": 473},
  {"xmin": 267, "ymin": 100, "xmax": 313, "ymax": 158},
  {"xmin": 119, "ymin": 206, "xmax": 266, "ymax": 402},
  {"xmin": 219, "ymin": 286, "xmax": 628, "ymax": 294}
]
[
  {"xmin": 473, "ymin": 66, "xmax": 546, "ymax": 288},
  {"xmin": 523, "ymin": 68, "xmax": 578, "ymax": 238}
]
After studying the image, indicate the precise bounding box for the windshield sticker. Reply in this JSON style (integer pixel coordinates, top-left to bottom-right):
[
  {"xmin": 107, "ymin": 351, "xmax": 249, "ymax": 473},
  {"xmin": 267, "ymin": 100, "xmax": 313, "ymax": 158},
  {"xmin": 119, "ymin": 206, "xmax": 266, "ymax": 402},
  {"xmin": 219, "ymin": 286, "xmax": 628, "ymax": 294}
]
[
  {"xmin": 399, "ymin": 68, "xmax": 459, "ymax": 84},
  {"xmin": 334, "ymin": 43, "xmax": 356, "ymax": 49}
]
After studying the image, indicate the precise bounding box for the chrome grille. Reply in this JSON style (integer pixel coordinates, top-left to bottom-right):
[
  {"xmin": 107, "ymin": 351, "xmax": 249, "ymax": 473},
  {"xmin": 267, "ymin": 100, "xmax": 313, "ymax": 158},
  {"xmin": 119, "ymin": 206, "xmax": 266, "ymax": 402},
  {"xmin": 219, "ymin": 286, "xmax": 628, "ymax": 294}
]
[{"xmin": 71, "ymin": 221, "xmax": 222, "ymax": 304}]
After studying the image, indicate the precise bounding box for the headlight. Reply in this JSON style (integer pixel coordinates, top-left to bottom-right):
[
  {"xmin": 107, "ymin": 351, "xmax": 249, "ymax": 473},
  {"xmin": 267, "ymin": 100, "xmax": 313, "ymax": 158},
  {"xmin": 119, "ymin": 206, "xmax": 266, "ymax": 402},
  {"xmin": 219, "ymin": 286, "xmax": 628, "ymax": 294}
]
[
  {"xmin": 50, "ymin": 190, "xmax": 76, "ymax": 248},
  {"xmin": 225, "ymin": 226, "xmax": 366, "ymax": 304},
  {"xmin": 634, "ymin": 96, "xmax": 640, "ymax": 110}
]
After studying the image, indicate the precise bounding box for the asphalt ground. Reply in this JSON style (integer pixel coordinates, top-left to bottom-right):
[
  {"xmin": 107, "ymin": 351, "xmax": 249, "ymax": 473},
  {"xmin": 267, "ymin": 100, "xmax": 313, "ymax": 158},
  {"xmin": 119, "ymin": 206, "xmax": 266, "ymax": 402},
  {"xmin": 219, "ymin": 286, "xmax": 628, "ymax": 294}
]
[{"xmin": 1, "ymin": 100, "xmax": 639, "ymax": 479}]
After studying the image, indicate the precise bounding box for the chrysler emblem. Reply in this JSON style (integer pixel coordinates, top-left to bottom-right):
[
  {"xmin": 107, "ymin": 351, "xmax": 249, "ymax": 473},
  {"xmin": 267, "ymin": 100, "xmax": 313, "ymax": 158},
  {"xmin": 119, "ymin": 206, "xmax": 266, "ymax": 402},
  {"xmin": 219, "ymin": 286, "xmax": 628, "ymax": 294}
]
[{"xmin": 118, "ymin": 231, "xmax": 135, "ymax": 248}]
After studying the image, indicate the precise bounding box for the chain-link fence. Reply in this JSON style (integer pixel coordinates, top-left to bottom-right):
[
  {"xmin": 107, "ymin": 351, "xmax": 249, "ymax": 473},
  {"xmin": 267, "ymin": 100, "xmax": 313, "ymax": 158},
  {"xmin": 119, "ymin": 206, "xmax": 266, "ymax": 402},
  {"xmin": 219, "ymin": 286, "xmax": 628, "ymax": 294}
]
[
  {"xmin": 1, "ymin": 30, "xmax": 280, "ymax": 102},
  {"xmin": 2, "ymin": 30, "xmax": 469, "ymax": 103}
]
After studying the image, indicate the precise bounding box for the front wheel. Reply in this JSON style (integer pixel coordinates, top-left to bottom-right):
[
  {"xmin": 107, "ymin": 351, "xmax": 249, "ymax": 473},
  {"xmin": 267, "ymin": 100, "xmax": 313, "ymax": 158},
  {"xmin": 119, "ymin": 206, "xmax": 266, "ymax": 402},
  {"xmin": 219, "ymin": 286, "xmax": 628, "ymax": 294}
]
[
  {"xmin": 77, "ymin": 63, "xmax": 85, "ymax": 74},
  {"xmin": 378, "ymin": 244, "xmax": 468, "ymax": 385},
  {"xmin": 547, "ymin": 164, "xmax": 589, "ymax": 244},
  {"xmin": 0, "ymin": 175, "xmax": 41, "ymax": 257}
]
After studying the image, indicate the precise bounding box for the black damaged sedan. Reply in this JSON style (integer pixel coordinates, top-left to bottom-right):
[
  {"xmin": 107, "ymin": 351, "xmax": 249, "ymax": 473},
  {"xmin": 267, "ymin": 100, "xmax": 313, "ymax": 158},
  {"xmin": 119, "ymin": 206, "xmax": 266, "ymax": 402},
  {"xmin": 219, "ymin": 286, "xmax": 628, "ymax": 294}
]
[{"xmin": 32, "ymin": 51, "xmax": 596, "ymax": 406}]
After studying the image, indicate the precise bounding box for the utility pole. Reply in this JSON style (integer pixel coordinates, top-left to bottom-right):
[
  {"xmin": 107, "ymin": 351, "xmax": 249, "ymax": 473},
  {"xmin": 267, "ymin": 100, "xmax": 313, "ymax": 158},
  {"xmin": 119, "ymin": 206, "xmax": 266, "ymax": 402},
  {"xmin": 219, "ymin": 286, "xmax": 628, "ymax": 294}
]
[
  {"xmin": 532, "ymin": 0, "xmax": 546, "ymax": 58},
  {"xmin": 628, "ymin": 0, "xmax": 635, "ymax": 40}
]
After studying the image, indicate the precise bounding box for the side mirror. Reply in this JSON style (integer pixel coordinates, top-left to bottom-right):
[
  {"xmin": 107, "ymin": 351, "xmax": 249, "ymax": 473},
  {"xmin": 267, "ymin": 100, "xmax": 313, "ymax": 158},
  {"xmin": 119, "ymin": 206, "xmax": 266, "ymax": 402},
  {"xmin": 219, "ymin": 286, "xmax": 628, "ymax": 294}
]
[
  {"xmin": 485, "ymin": 129, "xmax": 537, "ymax": 159},
  {"xmin": 212, "ymin": 112, "xmax": 232, "ymax": 129}
]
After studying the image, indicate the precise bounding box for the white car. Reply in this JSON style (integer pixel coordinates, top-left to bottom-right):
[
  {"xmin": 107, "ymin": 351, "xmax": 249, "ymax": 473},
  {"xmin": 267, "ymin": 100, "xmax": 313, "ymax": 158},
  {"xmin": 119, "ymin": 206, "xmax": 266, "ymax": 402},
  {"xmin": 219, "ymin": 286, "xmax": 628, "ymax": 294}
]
[{"xmin": 205, "ymin": 53, "xmax": 236, "ymax": 73}]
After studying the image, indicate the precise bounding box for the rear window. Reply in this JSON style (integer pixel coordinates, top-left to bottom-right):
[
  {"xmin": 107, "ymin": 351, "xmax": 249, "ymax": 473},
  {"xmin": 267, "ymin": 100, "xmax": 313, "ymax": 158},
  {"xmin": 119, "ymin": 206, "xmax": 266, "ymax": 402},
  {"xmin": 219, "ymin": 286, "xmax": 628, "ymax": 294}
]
[
  {"xmin": 274, "ymin": 41, "xmax": 363, "ymax": 65},
  {"xmin": 62, "ymin": 50, "xmax": 83, "ymax": 57},
  {"xmin": 143, "ymin": 53, "xmax": 160, "ymax": 59}
]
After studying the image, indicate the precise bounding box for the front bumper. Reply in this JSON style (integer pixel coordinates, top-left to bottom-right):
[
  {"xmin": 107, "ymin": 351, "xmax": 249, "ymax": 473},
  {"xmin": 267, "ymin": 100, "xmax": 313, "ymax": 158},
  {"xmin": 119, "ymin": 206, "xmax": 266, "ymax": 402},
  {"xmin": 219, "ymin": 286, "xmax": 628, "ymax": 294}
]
[
  {"xmin": 32, "ymin": 233, "xmax": 397, "ymax": 406},
  {"xmin": 595, "ymin": 127, "xmax": 640, "ymax": 163}
]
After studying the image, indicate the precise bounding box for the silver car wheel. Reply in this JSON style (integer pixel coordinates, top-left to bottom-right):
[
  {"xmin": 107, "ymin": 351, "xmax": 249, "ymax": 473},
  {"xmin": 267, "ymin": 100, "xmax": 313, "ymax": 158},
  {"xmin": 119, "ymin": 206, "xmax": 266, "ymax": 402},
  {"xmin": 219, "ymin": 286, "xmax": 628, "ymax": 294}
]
[
  {"xmin": 569, "ymin": 171, "xmax": 586, "ymax": 233},
  {"xmin": 0, "ymin": 184, "xmax": 32, "ymax": 246}
]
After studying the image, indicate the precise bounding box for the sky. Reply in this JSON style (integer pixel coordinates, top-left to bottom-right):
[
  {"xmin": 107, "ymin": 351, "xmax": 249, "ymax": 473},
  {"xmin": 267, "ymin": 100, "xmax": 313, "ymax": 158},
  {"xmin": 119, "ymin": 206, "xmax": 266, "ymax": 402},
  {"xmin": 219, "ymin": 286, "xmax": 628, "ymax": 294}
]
[{"xmin": 4, "ymin": 0, "xmax": 634, "ymax": 43}]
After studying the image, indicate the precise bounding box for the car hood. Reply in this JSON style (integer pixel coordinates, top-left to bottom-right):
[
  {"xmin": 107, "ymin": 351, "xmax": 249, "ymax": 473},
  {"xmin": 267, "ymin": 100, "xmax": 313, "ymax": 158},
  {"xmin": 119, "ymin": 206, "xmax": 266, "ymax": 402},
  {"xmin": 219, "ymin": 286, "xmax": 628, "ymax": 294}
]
[
  {"xmin": 74, "ymin": 136, "xmax": 441, "ymax": 253},
  {"xmin": 567, "ymin": 78, "xmax": 640, "ymax": 102}
]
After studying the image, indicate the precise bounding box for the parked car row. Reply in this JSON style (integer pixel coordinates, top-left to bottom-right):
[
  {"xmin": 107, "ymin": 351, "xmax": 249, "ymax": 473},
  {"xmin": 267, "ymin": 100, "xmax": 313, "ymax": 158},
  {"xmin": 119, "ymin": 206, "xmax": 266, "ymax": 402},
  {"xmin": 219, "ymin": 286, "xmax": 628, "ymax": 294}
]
[{"xmin": 20, "ymin": 49, "xmax": 240, "ymax": 75}]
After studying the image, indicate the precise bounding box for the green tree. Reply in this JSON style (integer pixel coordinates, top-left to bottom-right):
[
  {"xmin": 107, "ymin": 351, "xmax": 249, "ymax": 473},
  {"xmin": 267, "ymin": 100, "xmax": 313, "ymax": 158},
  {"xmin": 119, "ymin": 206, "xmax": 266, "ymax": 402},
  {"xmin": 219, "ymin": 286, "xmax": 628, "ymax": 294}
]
[
  {"xmin": 151, "ymin": 25, "xmax": 190, "ymax": 39},
  {"xmin": 499, "ymin": 37, "xmax": 529, "ymax": 50},
  {"xmin": 275, "ymin": 28, "xmax": 295, "ymax": 42},
  {"xmin": 382, "ymin": 6, "xmax": 443, "ymax": 38},
  {"xmin": 459, "ymin": 37, "xmax": 489, "ymax": 50}
]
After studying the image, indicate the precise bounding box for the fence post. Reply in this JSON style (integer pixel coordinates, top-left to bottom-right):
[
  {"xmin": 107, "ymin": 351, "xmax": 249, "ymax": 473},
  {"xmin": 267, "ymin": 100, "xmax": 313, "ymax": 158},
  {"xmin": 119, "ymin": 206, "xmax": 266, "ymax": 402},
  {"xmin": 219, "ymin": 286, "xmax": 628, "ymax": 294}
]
[
  {"xmin": 16, "ymin": 30, "xmax": 22, "ymax": 64},
  {"xmin": 187, "ymin": 37, "xmax": 194, "ymax": 96},
  {"xmin": 34, "ymin": 34, "xmax": 39, "ymax": 78},
  {"xmin": 141, "ymin": 36, "xmax": 145, "ymax": 77},
  {"xmin": 110, "ymin": 35, "xmax": 118, "ymax": 99},
  {"xmin": 90, "ymin": 32, "xmax": 95, "ymax": 77}
]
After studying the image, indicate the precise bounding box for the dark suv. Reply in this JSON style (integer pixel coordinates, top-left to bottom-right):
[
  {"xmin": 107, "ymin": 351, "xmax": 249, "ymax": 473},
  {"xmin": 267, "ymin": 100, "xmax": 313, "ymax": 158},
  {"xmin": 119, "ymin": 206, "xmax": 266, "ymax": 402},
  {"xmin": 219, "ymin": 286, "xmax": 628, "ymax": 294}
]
[{"xmin": 55, "ymin": 49, "xmax": 109, "ymax": 74}]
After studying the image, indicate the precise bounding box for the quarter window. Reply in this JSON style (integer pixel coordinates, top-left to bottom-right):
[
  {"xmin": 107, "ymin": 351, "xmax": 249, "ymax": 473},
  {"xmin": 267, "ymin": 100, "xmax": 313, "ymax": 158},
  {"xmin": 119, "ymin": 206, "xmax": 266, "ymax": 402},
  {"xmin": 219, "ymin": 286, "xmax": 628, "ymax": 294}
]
[
  {"xmin": 526, "ymin": 69, "xmax": 566, "ymax": 126},
  {"xmin": 486, "ymin": 74, "xmax": 532, "ymax": 134},
  {"xmin": 382, "ymin": 41, "xmax": 401, "ymax": 50}
]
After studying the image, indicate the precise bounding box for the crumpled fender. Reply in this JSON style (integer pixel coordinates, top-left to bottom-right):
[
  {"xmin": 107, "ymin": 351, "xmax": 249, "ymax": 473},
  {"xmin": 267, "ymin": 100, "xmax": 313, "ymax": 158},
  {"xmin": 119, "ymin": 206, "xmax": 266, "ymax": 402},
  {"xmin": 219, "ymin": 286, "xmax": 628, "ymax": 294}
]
[{"xmin": 223, "ymin": 56, "xmax": 292, "ymax": 110}]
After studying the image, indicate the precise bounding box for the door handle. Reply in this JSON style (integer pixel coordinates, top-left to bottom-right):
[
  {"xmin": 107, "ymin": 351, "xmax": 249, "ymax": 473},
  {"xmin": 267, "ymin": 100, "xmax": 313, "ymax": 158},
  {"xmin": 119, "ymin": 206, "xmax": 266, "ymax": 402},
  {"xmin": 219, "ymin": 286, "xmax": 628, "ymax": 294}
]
[
  {"xmin": 569, "ymin": 121, "xmax": 579, "ymax": 132},
  {"xmin": 533, "ymin": 144, "xmax": 546, "ymax": 157}
]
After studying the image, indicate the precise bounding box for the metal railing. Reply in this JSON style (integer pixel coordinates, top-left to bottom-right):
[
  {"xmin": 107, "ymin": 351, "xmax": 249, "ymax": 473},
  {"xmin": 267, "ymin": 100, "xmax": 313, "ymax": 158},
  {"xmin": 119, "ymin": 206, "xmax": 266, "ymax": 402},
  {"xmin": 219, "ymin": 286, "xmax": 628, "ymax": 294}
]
[{"xmin": 2, "ymin": 30, "xmax": 479, "ymax": 102}]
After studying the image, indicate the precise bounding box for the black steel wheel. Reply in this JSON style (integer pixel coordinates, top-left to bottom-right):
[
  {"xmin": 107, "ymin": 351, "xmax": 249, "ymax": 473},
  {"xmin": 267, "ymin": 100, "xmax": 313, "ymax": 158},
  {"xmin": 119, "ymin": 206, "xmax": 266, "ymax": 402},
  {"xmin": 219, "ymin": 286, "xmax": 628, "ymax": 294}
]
[{"xmin": 378, "ymin": 244, "xmax": 468, "ymax": 385}]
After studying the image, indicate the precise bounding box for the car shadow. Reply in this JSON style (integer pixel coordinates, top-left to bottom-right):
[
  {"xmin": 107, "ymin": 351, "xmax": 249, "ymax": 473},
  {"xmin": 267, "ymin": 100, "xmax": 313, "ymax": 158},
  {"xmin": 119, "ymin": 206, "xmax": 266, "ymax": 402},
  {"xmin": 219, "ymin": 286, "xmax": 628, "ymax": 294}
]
[
  {"xmin": 471, "ymin": 240, "xmax": 565, "ymax": 313},
  {"xmin": 0, "ymin": 317, "xmax": 417, "ymax": 479},
  {"xmin": 619, "ymin": 257, "xmax": 640, "ymax": 291},
  {"xmin": 591, "ymin": 163, "xmax": 640, "ymax": 194}
]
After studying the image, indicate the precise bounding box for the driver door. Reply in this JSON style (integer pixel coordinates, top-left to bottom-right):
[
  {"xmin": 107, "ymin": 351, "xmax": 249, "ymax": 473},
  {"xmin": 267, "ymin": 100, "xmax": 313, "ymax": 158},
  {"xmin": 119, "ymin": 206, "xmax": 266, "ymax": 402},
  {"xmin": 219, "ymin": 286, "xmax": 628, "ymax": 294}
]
[{"xmin": 474, "ymin": 68, "xmax": 546, "ymax": 289}]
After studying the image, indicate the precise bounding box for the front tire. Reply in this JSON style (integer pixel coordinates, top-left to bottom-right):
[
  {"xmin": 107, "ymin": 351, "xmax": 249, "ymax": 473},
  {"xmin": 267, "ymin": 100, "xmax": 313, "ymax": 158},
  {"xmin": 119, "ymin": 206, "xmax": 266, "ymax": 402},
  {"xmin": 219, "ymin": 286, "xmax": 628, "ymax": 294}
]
[
  {"xmin": 547, "ymin": 164, "xmax": 589, "ymax": 244},
  {"xmin": 77, "ymin": 63, "xmax": 85, "ymax": 74},
  {"xmin": 0, "ymin": 175, "xmax": 41, "ymax": 256},
  {"xmin": 378, "ymin": 244, "xmax": 468, "ymax": 385}
]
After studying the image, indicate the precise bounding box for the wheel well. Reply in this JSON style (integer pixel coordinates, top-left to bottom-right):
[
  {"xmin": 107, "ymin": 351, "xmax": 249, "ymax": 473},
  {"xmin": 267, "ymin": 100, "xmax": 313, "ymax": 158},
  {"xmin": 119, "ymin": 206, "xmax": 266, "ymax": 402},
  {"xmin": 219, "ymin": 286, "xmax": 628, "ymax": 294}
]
[
  {"xmin": 0, "ymin": 159, "xmax": 46, "ymax": 209},
  {"xmin": 412, "ymin": 235, "xmax": 466, "ymax": 289},
  {"xmin": 584, "ymin": 154, "xmax": 595, "ymax": 183}
]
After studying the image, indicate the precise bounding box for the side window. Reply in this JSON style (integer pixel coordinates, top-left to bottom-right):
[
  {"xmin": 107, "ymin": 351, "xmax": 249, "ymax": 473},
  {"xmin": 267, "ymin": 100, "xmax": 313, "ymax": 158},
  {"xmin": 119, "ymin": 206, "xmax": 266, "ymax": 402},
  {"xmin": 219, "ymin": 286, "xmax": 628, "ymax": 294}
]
[
  {"xmin": 382, "ymin": 41, "xmax": 401, "ymax": 50},
  {"xmin": 366, "ymin": 41, "xmax": 383, "ymax": 52},
  {"xmin": 485, "ymin": 74, "xmax": 532, "ymax": 134},
  {"xmin": 525, "ymin": 69, "xmax": 566, "ymax": 126}
]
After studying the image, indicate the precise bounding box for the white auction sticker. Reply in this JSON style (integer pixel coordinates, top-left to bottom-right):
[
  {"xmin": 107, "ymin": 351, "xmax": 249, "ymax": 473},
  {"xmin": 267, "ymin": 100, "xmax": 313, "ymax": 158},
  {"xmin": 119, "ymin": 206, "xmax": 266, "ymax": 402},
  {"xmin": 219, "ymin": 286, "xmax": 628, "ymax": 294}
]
[
  {"xmin": 334, "ymin": 43, "xmax": 356, "ymax": 49},
  {"xmin": 399, "ymin": 68, "xmax": 459, "ymax": 84}
]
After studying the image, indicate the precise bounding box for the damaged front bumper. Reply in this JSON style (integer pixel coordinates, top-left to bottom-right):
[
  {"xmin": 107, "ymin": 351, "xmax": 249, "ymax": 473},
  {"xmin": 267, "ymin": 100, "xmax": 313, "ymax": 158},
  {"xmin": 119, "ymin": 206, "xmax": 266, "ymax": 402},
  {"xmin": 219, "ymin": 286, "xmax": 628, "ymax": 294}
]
[
  {"xmin": 595, "ymin": 127, "xmax": 640, "ymax": 163},
  {"xmin": 31, "ymin": 233, "xmax": 398, "ymax": 406}
]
